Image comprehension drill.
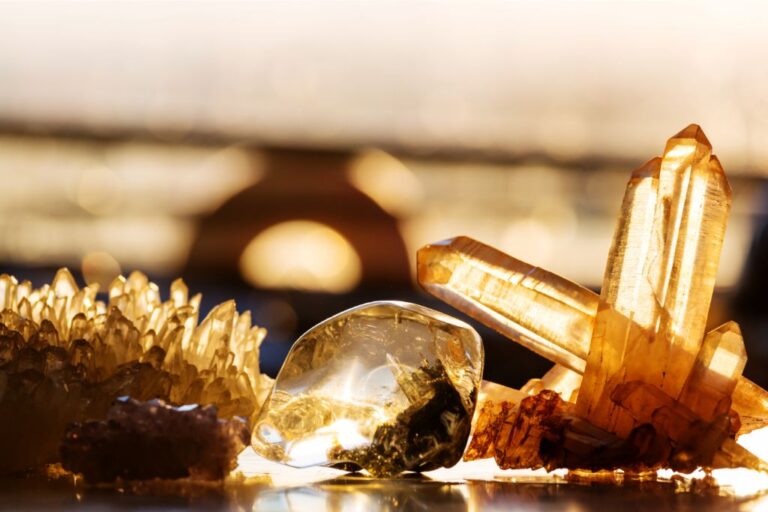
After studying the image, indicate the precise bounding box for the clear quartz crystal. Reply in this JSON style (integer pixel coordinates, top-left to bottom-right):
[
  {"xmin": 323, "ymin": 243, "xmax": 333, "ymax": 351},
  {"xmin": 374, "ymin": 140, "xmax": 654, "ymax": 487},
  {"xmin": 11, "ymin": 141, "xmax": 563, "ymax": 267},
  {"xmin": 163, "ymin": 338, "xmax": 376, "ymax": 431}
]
[{"xmin": 251, "ymin": 301, "xmax": 483, "ymax": 476}]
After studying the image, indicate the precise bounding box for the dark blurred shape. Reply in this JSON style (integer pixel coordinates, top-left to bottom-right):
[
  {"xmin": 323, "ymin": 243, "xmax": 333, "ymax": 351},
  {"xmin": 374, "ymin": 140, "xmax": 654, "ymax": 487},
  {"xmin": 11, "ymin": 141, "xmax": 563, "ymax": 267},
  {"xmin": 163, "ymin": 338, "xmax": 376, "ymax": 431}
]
[
  {"xmin": 732, "ymin": 183, "xmax": 768, "ymax": 388},
  {"xmin": 186, "ymin": 148, "xmax": 410, "ymax": 290}
]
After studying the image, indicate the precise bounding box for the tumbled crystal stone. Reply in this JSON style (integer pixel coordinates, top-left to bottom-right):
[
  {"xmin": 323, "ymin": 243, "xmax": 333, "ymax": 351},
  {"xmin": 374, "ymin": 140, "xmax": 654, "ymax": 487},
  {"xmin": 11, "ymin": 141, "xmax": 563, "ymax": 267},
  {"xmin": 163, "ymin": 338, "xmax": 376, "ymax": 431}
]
[{"xmin": 251, "ymin": 301, "xmax": 483, "ymax": 477}]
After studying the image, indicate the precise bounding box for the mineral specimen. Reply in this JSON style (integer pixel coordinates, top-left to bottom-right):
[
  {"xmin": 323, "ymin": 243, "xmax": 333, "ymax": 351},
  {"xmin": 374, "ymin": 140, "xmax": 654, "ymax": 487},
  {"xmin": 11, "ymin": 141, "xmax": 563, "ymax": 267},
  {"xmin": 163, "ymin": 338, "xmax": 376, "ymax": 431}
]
[
  {"xmin": 0, "ymin": 268, "xmax": 270, "ymax": 473},
  {"xmin": 418, "ymin": 125, "xmax": 768, "ymax": 471},
  {"xmin": 61, "ymin": 397, "xmax": 249, "ymax": 482},
  {"xmin": 251, "ymin": 301, "xmax": 483, "ymax": 476},
  {"xmin": 417, "ymin": 236, "xmax": 768, "ymax": 432},
  {"xmin": 578, "ymin": 127, "xmax": 730, "ymax": 438}
]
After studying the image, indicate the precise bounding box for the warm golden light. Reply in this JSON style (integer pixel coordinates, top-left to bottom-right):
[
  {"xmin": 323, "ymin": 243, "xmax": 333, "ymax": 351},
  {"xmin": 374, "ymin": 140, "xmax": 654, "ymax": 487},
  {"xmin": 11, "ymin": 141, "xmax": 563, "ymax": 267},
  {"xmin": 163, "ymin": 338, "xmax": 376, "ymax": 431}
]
[
  {"xmin": 75, "ymin": 165, "xmax": 123, "ymax": 216},
  {"xmin": 81, "ymin": 250, "xmax": 121, "ymax": 289},
  {"xmin": 348, "ymin": 149, "xmax": 423, "ymax": 217},
  {"xmin": 240, "ymin": 220, "xmax": 362, "ymax": 293}
]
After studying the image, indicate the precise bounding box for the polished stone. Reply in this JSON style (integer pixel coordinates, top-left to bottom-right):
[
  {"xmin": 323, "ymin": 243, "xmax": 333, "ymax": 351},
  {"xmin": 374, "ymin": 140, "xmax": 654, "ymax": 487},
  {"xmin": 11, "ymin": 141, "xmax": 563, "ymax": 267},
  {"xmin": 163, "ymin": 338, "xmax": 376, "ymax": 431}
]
[{"xmin": 251, "ymin": 301, "xmax": 483, "ymax": 476}]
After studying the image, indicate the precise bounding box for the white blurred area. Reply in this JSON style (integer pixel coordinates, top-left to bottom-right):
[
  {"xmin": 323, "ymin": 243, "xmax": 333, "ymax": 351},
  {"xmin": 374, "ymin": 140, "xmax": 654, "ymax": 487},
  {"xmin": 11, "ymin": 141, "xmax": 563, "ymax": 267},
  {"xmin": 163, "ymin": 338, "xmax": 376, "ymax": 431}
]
[
  {"xmin": 1, "ymin": 2, "xmax": 768, "ymax": 169},
  {"xmin": 0, "ymin": 136, "xmax": 263, "ymax": 275},
  {"xmin": 0, "ymin": 1, "xmax": 765, "ymax": 289}
]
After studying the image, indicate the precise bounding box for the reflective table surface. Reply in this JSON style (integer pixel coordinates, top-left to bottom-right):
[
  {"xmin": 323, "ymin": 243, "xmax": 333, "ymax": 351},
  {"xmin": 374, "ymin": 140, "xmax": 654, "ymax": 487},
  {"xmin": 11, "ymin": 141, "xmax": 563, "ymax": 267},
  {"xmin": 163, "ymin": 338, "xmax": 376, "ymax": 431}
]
[{"xmin": 2, "ymin": 449, "xmax": 766, "ymax": 511}]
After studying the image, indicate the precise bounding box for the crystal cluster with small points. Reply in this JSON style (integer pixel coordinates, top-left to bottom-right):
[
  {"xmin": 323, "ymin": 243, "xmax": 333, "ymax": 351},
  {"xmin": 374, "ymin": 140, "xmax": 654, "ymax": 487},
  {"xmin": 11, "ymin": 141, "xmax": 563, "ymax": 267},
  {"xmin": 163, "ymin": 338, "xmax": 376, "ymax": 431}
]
[
  {"xmin": 0, "ymin": 268, "xmax": 271, "ymax": 473},
  {"xmin": 418, "ymin": 125, "xmax": 768, "ymax": 472}
]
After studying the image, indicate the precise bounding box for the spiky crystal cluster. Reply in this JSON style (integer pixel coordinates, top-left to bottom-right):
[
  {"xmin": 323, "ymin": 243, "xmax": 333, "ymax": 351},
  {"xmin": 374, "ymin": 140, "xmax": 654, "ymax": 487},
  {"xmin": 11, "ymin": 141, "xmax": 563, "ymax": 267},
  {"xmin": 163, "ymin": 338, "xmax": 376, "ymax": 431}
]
[{"xmin": 0, "ymin": 268, "xmax": 271, "ymax": 473}]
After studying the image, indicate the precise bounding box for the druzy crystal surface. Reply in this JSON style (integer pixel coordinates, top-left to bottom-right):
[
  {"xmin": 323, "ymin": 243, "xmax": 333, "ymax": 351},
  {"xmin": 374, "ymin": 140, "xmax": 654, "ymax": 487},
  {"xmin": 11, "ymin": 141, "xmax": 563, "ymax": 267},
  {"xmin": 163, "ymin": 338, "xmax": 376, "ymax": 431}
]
[
  {"xmin": 0, "ymin": 268, "xmax": 270, "ymax": 473},
  {"xmin": 251, "ymin": 301, "xmax": 483, "ymax": 477},
  {"xmin": 419, "ymin": 125, "xmax": 768, "ymax": 471},
  {"xmin": 61, "ymin": 397, "xmax": 249, "ymax": 482}
]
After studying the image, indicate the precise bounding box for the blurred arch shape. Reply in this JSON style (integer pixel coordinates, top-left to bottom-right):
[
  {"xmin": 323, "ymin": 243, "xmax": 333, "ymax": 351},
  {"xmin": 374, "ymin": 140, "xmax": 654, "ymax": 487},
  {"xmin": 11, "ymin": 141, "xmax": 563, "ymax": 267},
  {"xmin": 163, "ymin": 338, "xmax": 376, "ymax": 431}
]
[
  {"xmin": 185, "ymin": 147, "xmax": 411, "ymax": 290},
  {"xmin": 347, "ymin": 148, "xmax": 424, "ymax": 217}
]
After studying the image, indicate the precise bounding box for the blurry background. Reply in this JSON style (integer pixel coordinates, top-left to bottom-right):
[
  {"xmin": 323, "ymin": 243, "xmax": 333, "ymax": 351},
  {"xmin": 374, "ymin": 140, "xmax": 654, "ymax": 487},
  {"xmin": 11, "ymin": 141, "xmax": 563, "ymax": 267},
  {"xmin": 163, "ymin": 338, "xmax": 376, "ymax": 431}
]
[{"xmin": 1, "ymin": 1, "xmax": 768, "ymax": 386}]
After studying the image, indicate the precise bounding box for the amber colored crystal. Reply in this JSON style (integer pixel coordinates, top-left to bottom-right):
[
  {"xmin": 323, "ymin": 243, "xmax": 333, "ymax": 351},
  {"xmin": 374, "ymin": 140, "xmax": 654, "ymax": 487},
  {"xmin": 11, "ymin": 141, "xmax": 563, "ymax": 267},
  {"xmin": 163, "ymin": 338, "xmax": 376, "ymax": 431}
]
[
  {"xmin": 0, "ymin": 268, "xmax": 271, "ymax": 473},
  {"xmin": 520, "ymin": 364, "xmax": 583, "ymax": 403},
  {"xmin": 467, "ymin": 389, "xmax": 668, "ymax": 471},
  {"xmin": 417, "ymin": 236, "xmax": 768, "ymax": 432},
  {"xmin": 421, "ymin": 125, "xmax": 768, "ymax": 471},
  {"xmin": 679, "ymin": 321, "xmax": 746, "ymax": 423},
  {"xmin": 418, "ymin": 235, "xmax": 595, "ymax": 373},
  {"xmin": 577, "ymin": 126, "xmax": 732, "ymax": 437},
  {"xmin": 612, "ymin": 381, "xmax": 768, "ymax": 472}
]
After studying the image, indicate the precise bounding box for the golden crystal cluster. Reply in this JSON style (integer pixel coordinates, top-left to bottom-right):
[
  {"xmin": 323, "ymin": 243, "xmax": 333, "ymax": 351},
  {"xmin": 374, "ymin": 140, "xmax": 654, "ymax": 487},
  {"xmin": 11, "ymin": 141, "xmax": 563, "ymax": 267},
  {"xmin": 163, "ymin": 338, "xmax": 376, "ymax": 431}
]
[
  {"xmin": 0, "ymin": 268, "xmax": 271, "ymax": 473},
  {"xmin": 418, "ymin": 125, "xmax": 768, "ymax": 472}
]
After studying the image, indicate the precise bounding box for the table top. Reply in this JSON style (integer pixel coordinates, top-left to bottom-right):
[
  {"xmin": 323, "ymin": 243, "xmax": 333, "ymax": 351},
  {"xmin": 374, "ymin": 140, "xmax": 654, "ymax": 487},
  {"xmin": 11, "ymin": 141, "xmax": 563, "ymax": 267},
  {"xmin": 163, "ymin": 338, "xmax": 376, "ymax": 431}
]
[{"xmin": 1, "ymin": 450, "xmax": 765, "ymax": 511}]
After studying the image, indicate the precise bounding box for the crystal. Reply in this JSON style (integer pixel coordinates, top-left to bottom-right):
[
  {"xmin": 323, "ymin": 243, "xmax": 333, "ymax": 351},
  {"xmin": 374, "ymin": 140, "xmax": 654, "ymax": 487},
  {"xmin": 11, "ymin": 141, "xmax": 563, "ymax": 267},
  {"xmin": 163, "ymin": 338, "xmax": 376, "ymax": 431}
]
[
  {"xmin": 61, "ymin": 397, "xmax": 249, "ymax": 482},
  {"xmin": 418, "ymin": 235, "xmax": 595, "ymax": 373},
  {"xmin": 0, "ymin": 268, "xmax": 271, "ymax": 473},
  {"xmin": 679, "ymin": 321, "xmax": 746, "ymax": 423},
  {"xmin": 577, "ymin": 127, "xmax": 732, "ymax": 437},
  {"xmin": 611, "ymin": 381, "xmax": 768, "ymax": 472},
  {"xmin": 420, "ymin": 125, "xmax": 768, "ymax": 471},
  {"xmin": 418, "ymin": 235, "xmax": 768, "ymax": 432},
  {"xmin": 251, "ymin": 301, "xmax": 483, "ymax": 477}
]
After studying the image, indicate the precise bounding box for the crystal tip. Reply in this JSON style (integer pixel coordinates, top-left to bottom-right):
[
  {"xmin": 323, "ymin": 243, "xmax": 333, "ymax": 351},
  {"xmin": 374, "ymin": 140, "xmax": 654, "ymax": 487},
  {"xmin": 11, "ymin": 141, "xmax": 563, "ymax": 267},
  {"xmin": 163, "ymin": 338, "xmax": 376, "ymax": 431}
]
[{"xmin": 670, "ymin": 123, "xmax": 712, "ymax": 149}]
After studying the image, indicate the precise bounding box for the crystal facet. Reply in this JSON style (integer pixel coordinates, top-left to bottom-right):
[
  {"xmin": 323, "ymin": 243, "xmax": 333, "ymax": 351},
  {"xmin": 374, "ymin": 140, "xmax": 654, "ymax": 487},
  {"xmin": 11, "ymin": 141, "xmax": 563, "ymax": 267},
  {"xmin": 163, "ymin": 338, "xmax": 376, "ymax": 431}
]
[
  {"xmin": 418, "ymin": 235, "xmax": 595, "ymax": 373},
  {"xmin": 577, "ymin": 128, "xmax": 732, "ymax": 437},
  {"xmin": 251, "ymin": 301, "xmax": 483, "ymax": 476},
  {"xmin": 419, "ymin": 125, "xmax": 768, "ymax": 471}
]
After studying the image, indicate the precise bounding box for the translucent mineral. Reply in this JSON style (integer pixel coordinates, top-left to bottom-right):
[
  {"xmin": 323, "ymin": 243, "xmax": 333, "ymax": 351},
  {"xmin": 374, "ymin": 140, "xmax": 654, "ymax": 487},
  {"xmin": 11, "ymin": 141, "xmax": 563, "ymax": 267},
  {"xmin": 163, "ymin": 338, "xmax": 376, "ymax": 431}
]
[
  {"xmin": 251, "ymin": 301, "xmax": 483, "ymax": 477},
  {"xmin": 60, "ymin": 397, "xmax": 249, "ymax": 482},
  {"xmin": 577, "ymin": 126, "xmax": 732, "ymax": 437},
  {"xmin": 0, "ymin": 268, "xmax": 271, "ymax": 473},
  {"xmin": 418, "ymin": 236, "xmax": 768, "ymax": 433},
  {"xmin": 419, "ymin": 125, "xmax": 768, "ymax": 471},
  {"xmin": 418, "ymin": 235, "xmax": 595, "ymax": 373}
]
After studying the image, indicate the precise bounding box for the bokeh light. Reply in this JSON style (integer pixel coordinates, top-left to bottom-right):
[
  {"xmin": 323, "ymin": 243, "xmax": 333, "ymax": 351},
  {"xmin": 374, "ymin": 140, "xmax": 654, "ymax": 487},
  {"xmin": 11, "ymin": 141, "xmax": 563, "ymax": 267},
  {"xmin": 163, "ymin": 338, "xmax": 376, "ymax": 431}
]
[{"xmin": 239, "ymin": 220, "xmax": 362, "ymax": 293}]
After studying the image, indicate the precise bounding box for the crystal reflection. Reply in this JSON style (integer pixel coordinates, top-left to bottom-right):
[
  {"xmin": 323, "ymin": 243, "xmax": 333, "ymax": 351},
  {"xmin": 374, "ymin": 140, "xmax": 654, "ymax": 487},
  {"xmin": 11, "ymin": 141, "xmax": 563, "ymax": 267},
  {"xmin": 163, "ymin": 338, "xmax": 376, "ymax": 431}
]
[
  {"xmin": 248, "ymin": 474, "xmax": 764, "ymax": 512},
  {"xmin": 1, "ymin": 470, "xmax": 766, "ymax": 511},
  {"xmin": 253, "ymin": 474, "xmax": 466, "ymax": 512}
]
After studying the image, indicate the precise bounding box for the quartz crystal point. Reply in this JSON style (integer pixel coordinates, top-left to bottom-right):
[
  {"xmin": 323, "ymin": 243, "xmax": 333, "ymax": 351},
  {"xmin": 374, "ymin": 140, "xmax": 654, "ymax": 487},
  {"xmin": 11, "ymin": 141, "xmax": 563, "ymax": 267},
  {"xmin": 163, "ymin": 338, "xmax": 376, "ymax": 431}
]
[
  {"xmin": 418, "ymin": 235, "xmax": 595, "ymax": 373},
  {"xmin": 0, "ymin": 268, "xmax": 270, "ymax": 473},
  {"xmin": 578, "ymin": 126, "xmax": 732, "ymax": 437},
  {"xmin": 417, "ymin": 235, "xmax": 768, "ymax": 432},
  {"xmin": 679, "ymin": 321, "xmax": 746, "ymax": 423},
  {"xmin": 251, "ymin": 301, "xmax": 483, "ymax": 477}
]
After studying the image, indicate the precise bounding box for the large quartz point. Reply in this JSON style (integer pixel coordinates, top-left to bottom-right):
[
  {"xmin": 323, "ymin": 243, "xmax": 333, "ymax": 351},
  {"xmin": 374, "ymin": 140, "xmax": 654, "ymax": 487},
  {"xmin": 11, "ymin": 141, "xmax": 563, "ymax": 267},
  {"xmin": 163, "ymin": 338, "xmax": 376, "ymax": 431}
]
[{"xmin": 251, "ymin": 301, "xmax": 483, "ymax": 477}]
